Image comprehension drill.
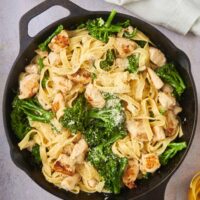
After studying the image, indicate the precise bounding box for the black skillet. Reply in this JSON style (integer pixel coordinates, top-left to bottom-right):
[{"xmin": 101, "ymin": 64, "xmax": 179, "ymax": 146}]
[{"xmin": 2, "ymin": 0, "xmax": 198, "ymax": 199}]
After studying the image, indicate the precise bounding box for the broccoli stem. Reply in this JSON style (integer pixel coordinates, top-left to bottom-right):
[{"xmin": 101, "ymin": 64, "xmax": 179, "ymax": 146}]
[
  {"xmin": 32, "ymin": 144, "xmax": 41, "ymax": 164},
  {"xmin": 38, "ymin": 25, "xmax": 64, "ymax": 51},
  {"xmin": 104, "ymin": 10, "xmax": 117, "ymax": 28},
  {"xmin": 37, "ymin": 58, "xmax": 44, "ymax": 71}
]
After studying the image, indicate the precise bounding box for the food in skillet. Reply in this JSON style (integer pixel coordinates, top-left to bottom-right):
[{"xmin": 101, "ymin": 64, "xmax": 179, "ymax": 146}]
[{"xmin": 11, "ymin": 10, "xmax": 187, "ymax": 194}]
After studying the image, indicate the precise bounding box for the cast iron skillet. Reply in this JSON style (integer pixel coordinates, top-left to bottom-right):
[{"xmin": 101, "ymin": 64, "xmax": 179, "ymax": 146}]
[{"xmin": 2, "ymin": 0, "xmax": 198, "ymax": 199}]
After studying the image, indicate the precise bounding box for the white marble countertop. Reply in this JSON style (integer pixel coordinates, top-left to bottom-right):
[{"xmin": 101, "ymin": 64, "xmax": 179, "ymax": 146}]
[{"xmin": 0, "ymin": 0, "xmax": 200, "ymax": 200}]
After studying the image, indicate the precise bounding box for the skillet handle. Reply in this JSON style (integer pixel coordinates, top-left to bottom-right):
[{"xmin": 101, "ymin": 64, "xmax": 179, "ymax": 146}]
[
  {"xmin": 136, "ymin": 178, "xmax": 170, "ymax": 200},
  {"xmin": 19, "ymin": 0, "xmax": 89, "ymax": 52}
]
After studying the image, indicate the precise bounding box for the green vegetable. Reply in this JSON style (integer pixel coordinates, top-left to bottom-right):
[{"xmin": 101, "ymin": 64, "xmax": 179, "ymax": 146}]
[
  {"xmin": 60, "ymin": 93, "xmax": 128, "ymax": 193},
  {"xmin": 86, "ymin": 10, "xmax": 122, "ymax": 43},
  {"xmin": 88, "ymin": 94, "xmax": 125, "ymax": 130},
  {"xmin": 11, "ymin": 96, "xmax": 53, "ymax": 139},
  {"xmin": 156, "ymin": 63, "xmax": 186, "ymax": 96},
  {"xmin": 38, "ymin": 25, "xmax": 64, "ymax": 51},
  {"xmin": 123, "ymin": 28, "xmax": 137, "ymax": 39},
  {"xmin": 60, "ymin": 94, "xmax": 87, "ymax": 134},
  {"xmin": 85, "ymin": 94, "xmax": 127, "ymax": 193},
  {"xmin": 159, "ymin": 142, "xmax": 187, "ymax": 165},
  {"xmin": 91, "ymin": 73, "xmax": 97, "ymax": 80},
  {"xmin": 88, "ymin": 93, "xmax": 126, "ymax": 146},
  {"xmin": 88, "ymin": 135, "xmax": 128, "ymax": 194},
  {"xmin": 100, "ymin": 49, "xmax": 115, "ymax": 71},
  {"xmin": 142, "ymin": 173, "xmax": 151, "ymax": 179},
  {"xmin": 116, "ymin": 19, "xmax": 130, "ymax": 28},
  {"xmin": 37, "ymin": 58, "xmax": 44, "ymax": 71},
  {"xmin": 77, "ymin": 23, "xmax": 86, "ymax": 29},
  {"xmin": 12, "ymin": 96, "xmax": 53, "ymax": 123},
  {"xmin": 11, "ymin": 97, "xmax": 31, "ymax": 140},
  {"xmin": 41, "ymin": 71, "xmax": 49, "ymax": 88},
  {"xmin": 136, "ymin": 40, "xmax": 147, "ymax": 48},
  {"xmin": 159, "ymin": 108, "xmax": 166, "ymax": 115},
  {"xmin": 127, "ymin": 54, "xmax": 139, "ymax": 73},
  {"xmin": 32, "ymin": 144, "xmax": 41, "ymax": 164}
]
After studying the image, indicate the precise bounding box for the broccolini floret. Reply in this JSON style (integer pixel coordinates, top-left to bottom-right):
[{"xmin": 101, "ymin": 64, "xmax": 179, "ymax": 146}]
[
  {"xmin": 86, "ymin": 10, "xmax": 122, "ymax": 43},
  {"xmin": 13, "ymin": 97, "xmax": 53, "ymax": 123},
  {"xmin": 159, "ymin": 142, "xmax": 187, "ymax": 165},
  {"xmin": 156, "ymin": 63, "xmax": 186, "ymax": 96},
  {"xmin": 123, "ymin": 28, "xmax": 137, "ymax": 39},
  {"xmin": 88, "ymin": 135, "xmax": 128, "ymax": 194},
  {"xmin": 88, "ymin": 94, "xmax": 124, "ymax": 129},
  {"xmin": 100, "ymin": 49, "xmax": 115, "ymax": 71},
  {"xmin": 60, "ymin": 94, "xmax": 88, "ymax": 134},
  {"xmin": 127, "ymin": 54, "xmax": 139, "ymax": 73},
  {"xmin": 11, "ymin": 97, "xmax": 31, "ymax": 140},
  {"xmin": 11, "ymin": 96, "xmax": 53, "ymax": 139}
]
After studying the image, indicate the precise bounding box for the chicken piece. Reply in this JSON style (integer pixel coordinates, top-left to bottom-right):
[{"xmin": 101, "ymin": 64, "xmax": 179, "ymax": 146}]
[
  {"xmin": 87, "ymin": 178, "xmax": 98, "ymax": 188},
  {"xmin": 115, "ymin": 58, "xmax": 129, "ymax": 69},
  {"xmin": 19, "ymin": 74, "xmax": 40, "ymax": 99},
  {"xmin": 123, "ymin": 159, "xmax": 139, "ymax": 189},
  {"xmin": 70, "ymin": 139, "xmax": 88, "ymax": 161},
  {"xmin": 140, "ymin": 153, "xmax": 160, "ymax": 173},
  {"xmin": 53, "ymin": 154, "xmax": 75, "ymax": 176},
  {"xmin": 148, "ymin": 67, "xmax": 164, "ymax": 89},
  {"xmin": 85, "ymin": 83, "xmax": 105, "ymax": 108},
  {"xmin": 152, "ymin": 126, "xmax": 165, "ymax": 142},
  {"xmin": 48, "ymin": 52, "xmax": 61, "ymax": 66},
  {"xmin": 48, "ymin": 30, "xmax": 69, "ymax": 53},
  {"xmin": 52, "ymin": 76, "xmax": 73, "ymax": 95},
  {"xmin": 126, "ymin": 120, "xmax": 148, "ymax": 141},
  {"xmin": 114, "ymin": 37, "xmax": 137, "ymax": 58},
  {"xmin": 173, "ymin": 106, "xmax": 182, "ymax": 115},
  {"xmin": 149, "ymin": 47, "xmax": 166, "ymax": 67},
  {"xmin": 67, "ymin": 69, "xmax": 91, "ymax": 85},
  {"xmin": 158, "ymin": 92, "xmax": 176, "ymax": 110},
  {"xmin": 61, "ymin": 173, "xmax": 81, "ymax": 191},
  {"xmin": 165, "ymin": 111, "xmax": 179, "ymax": 137},
  {"xmin": 25, "ymin": 64, "xmax": 39, "ymax": 74},
  {"xmin": 162, "ymin": 84, "xmax": 173, "ymax": 94},
  {"xmin": 52, "ymin": 93, "xmax": 65, "ymax": 112},
  {"xmin": 63, "ymin": 143, "xmax": 74, "ymax": 156},
  {"xmin": 52, "ymin": 93, "xmax": 65, "ymax": 119}
]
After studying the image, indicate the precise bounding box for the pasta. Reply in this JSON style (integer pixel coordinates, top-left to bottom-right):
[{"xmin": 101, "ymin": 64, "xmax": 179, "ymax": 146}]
[{"xmin": 11, "ymin": 12, "xmax": 186, "ymax": 194}]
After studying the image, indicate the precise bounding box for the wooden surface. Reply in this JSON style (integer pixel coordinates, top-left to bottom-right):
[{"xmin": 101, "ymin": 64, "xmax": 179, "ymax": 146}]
[{"xmin": 0, "ymin": 0, "xmax": 199, "ymax": 199}]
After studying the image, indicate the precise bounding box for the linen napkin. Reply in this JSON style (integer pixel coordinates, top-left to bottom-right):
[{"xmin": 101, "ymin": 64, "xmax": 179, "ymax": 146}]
[{"xmin": 105, "ymin": 0, "xmax": 200, "ymax": 36}]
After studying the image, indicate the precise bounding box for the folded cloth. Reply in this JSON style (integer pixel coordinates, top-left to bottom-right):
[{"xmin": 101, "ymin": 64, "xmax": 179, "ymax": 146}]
[{"xmin": 105, "ymin": 0, "xmax": 200, "ymax": 36}]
